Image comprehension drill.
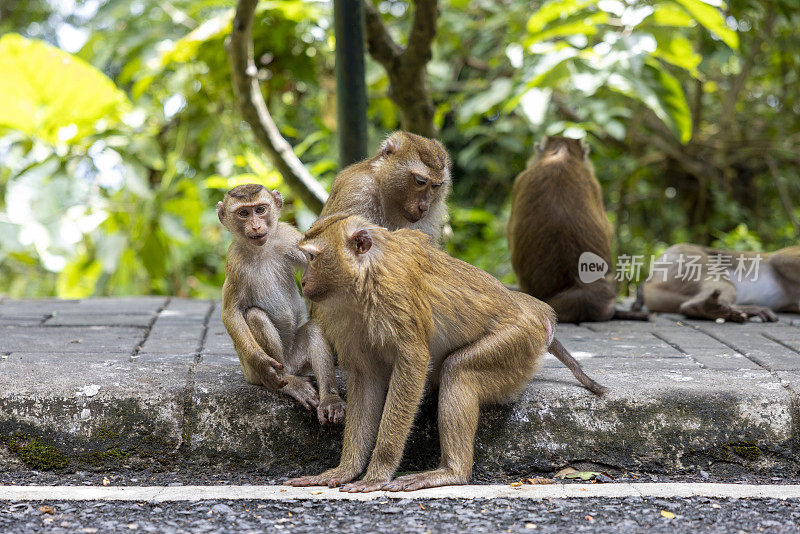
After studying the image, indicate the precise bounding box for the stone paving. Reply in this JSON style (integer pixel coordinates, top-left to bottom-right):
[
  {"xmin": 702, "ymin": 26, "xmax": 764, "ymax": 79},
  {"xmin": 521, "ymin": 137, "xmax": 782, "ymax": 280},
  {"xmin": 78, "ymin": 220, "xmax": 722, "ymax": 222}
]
[{"xmin": 1, "ymin": 297, "xmax": 799, "ymax": 478}]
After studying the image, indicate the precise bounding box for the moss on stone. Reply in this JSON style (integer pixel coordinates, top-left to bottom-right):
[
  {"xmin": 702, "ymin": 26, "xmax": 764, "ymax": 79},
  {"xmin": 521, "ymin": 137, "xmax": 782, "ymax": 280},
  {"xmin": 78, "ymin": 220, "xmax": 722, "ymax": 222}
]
[
  {"xmin": 731, "ymin": 443, "xmax": 762, "ymax": 461},
  {"xmin": 2, "ymin": 433, "xmax": 68, "ymax": 470}
]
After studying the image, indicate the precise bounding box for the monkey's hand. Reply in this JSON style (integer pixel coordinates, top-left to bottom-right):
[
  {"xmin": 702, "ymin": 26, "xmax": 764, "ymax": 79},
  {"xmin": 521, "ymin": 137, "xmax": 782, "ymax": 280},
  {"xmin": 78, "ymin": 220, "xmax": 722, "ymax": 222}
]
[
  {"xmin": 252, "ymin": 352, "xmax": 288, "ymax": 390},
  {"xmin": 284, "ymin": 467, "xmax": 358, "ymax": 488},
  {"xmin": 317, "ymin": 396, "xmax": 346, "ymax": 425}
]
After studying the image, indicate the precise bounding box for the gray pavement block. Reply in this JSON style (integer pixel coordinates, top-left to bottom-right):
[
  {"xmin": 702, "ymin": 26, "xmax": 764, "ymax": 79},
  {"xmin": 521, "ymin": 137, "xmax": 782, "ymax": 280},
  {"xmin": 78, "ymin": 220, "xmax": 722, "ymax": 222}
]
[
  {"xmin": 158, "ymin": 299, "xmax": 214, "ymax": 321},
  {"xmin": 0, "ymin": 325, "xmax": 144, "ymax": 354},
  {"xmin": 681, "ymin": 348, "xmax": 764, "ymax": 370},
  {"xmin": 139, "ymin": 322, "xmax": 206, "ymax": 354},
  {"xmin": 44, "ymin": 313, "xmax": 155, "ymax": 327},
  {"xmin": 202, "ymin": 320, "xmax": 235, "ymax": 355},
  {"xmin": 689, "ymin": 328, "xmax": 800, "ymax": 371}
]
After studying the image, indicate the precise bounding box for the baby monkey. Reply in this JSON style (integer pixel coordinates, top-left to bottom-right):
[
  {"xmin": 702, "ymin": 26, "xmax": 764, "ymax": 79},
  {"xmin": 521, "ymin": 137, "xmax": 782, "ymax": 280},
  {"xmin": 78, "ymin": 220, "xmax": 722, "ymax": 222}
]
[
  {"xmin": 218, "ymin": 184, "xmax": 344, "ymax": 424},
  {"xmin": 286, "ymin": 214, "xmax": 606, "ymax": 492}
]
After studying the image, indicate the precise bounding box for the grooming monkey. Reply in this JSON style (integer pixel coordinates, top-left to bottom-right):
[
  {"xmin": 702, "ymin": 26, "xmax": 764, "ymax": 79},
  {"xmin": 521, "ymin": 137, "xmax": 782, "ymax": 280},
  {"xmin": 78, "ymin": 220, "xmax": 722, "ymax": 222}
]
[
  {"xmin": 218, "ymin": 184, "xmax": 345, "ymax": 424},
  {"xmin": 640, "ymin": 244, "xmax": 800, "ymax": 322},
  {"xmin": 286, "ymin": 214, "xmax": 606, "ymax": 492},
  {"xmin": 321, "ymin": 130, "xmax": 452, "ymax": 243},
  {"xmin": 507, "ymin": 136, "xmax": 647, "ymax": 322}
]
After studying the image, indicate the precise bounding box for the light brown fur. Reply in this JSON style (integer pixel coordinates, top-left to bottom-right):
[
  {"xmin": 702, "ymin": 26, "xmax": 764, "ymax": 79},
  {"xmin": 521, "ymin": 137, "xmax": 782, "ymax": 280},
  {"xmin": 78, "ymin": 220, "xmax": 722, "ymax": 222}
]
[
  {"xmin": 286, "ymin": 214, "xmax": 606, "ymax": 492},
  {"xmin": 218, "ymin": 184, "xmax": 345, "ymax": 424},
  {"xmin": 321, "ymin": 131, "xmax": 452, "ymax": 243},
  {"xmin": 642, "ymin": 244, "xmax": 800, "ymax": 322},
  {"xmin": 508, "ymin": 136, "xmax": 647, "ymax": 322}
]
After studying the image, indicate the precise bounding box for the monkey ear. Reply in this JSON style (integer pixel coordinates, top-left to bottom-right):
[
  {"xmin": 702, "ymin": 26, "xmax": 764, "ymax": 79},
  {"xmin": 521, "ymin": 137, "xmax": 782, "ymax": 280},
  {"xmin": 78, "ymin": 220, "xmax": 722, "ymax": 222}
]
[
  {"xmin": 217, "ymin": 201, "xmax": 225, "ymax": 223},
  {"xmin": 271, "ymin": 189, "xmax": 283, "ymax": 210},
  {"xmin": 350, "ymin": 229, "xmax": 373, "ymax": 255},
  {"xmin": 379, "ymin": 137, "xmax": 397, "ymax": 157}
]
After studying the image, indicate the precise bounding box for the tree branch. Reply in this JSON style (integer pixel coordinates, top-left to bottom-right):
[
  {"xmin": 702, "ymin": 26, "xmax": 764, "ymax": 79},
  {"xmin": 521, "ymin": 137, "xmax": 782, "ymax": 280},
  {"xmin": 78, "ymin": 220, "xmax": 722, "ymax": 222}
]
[
  {"xmin": 227, "ymin": 0, "xmax": 328, "ymax": 212},
  {"xmin": 363, "ymin": 1, "xmax": 401, "ymax": 70},
  {"xmin": 362, "ymin": 0, "xmax": 438, "ymax": 137},
  {"xmin": 403, "ymin": 0, "xmax": 438, "ymax": 73}
]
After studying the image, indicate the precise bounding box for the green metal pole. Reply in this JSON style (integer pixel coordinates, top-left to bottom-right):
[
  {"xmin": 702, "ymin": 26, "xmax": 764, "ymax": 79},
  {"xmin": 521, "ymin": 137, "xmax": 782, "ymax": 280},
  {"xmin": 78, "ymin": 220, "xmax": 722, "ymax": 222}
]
[{"xmin": 333, "ymin": 0, "xmax": 368, "ymax": 167}]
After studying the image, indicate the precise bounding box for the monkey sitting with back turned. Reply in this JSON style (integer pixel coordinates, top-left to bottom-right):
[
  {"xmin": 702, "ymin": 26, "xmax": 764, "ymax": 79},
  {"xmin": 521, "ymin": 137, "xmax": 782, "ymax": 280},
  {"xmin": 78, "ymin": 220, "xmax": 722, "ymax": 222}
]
[
  {"xmin": 286, "ymin": 214, "xmax": 606, "ymax": 492},
  {"xmin": 507, "ymin": 136, "xmax": 647, "ymax": 322},
  {"xmin": 218, "ymin": 184, "xmax": 345, "ymax": 424}
]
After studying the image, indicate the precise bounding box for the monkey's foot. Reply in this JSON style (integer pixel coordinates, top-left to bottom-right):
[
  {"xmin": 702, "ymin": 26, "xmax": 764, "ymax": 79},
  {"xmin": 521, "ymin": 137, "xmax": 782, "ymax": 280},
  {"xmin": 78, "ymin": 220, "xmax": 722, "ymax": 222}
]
[
  {"xmin": 682, "ymin": 290, "xmax": 747, "ymax": 322},
  {"xmin": 736, "ymin": 305, "xmax": 779, "ymax": 322},
  {"xmin": 339, "ymin": 477, "xmax": 391, "ymax": 493},
  {"xmin": 316, "ymin": 396, "xmax": 345, "ymax": 425},
  {"xmin": 381, "ymin": 469, "xmax": 466, "ymax": 492},
  {"xmin": 281, "ymin": 375, "xmax": 319, "ymax": 411},
  {"xmin": 284, "ymin": 469, "xmax": 356, "ymax": 488}
]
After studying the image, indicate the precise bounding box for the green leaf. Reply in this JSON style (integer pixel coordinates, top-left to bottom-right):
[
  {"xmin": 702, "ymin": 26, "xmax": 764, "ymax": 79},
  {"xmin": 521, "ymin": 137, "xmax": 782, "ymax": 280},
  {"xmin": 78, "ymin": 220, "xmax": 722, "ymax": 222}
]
[
  {"xmin": 159, "ymin": 10, "xmax": 234, "ymax": 66},
  {"xmin": 526, "ymin": 11, "xmax": 609, "ymax": 46},
  {"xmin": 0, "ymin": 33, "xmax": 130, "ymax": 145},
  {"xmin": 139, "ymin": 228, "xmax": 168, "ymax": 280},
  {"xmin": 609, "ymin": 59, "xmax": 692, "ymax": 144},
  {"xmin": 647, "ymin": 4, "xmax": 696, "ymax": 27},
  {"xmin": 57, "ymin": 256, "xmax": 102, "ymax": 298},
  {"xmin": 526, "ymin": 0, "xmax": 596, "ymax": 34},
  {"xmin": 457, "ymin": 78, "xmax": 514, "ymax": 123},
  {"xmin": 672, "ymin": 0, "xmax": 739, "ymax": 49},
  {"xmin": 651, "ymin": 31, "xmax": 702, "ymax": 76}
]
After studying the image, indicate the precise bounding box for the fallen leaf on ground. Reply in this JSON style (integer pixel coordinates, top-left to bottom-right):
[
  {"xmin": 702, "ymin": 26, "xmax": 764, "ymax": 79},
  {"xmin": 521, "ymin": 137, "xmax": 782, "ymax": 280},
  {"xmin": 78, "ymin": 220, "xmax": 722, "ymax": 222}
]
[
  {"xmin": 38, "ymin": 505, "xmax": 54, "ymax": 515},
  {"xmin": 554, "ymin": 467, "xmax": 577, "ymax": 478},
  {"xmin": 585, "ymin": 515, "xmax": 594, "ymax": 522},
  {"xmin": 711, "ymin": 503, "xmax": 721, "ymax": 509},
  {"xmin": 661, "ymin": 510, "xmax": 676, "ymax": 519},
  {"xmin": 510, "ymin": 481, "xmax": 523, "ymax": 487},
  {"xmin": 562, "ymin": 471, "xmax": 615, "ymax": 482},
  {"xmin": 102, "ymin": 477, "xmax": 110, "ymax": 486},
  {"xmin": 310, "ymin": 491, "xmax": 323, "ymax": 495}
]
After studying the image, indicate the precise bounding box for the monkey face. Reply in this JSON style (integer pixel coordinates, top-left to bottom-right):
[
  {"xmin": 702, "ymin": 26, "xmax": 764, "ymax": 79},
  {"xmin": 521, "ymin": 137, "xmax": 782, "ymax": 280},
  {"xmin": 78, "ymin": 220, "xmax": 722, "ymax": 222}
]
[
  {"xmin": 375, "ymin": 132, "xmax": 452, "ymax": 225},
  {"xmin": 402, "ymin": 172, "xmax": 445, "ymax": 223},
  {"xmin": 220, "ymin": 187, "xmax": 283, "ymax": 246},
  {"xmin": 299, "ymin": 214, "xmax": 377, "ymax": 303}
]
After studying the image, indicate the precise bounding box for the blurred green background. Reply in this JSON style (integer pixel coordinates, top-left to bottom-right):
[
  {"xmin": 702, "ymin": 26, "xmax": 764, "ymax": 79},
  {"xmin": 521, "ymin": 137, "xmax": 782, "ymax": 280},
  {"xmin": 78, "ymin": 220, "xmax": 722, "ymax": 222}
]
[{"xmin": 0, "ymin": 0, "xmax": 797, "ymax": 298}]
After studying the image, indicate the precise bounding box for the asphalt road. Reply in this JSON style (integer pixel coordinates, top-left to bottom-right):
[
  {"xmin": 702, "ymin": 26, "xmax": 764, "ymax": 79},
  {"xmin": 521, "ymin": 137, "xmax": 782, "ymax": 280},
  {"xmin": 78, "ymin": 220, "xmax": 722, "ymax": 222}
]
[{"xmin": 3, "ymin": 497, "xmax": 800, "ymax": 533}]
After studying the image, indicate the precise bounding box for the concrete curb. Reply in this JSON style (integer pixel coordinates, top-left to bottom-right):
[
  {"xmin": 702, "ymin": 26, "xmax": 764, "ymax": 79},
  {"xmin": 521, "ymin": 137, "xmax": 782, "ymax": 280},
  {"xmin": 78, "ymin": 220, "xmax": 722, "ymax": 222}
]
[{"xmin": 1, "ymin": 298, "xmax": 800, "ymax": 478}]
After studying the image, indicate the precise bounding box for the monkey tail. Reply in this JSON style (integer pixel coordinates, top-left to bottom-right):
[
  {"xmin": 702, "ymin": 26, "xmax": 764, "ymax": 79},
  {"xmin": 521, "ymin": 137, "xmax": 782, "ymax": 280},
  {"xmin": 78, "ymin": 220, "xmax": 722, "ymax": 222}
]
[{"xmin": 548, "ymin": 338, "xmax": 608, "ymax": 396}]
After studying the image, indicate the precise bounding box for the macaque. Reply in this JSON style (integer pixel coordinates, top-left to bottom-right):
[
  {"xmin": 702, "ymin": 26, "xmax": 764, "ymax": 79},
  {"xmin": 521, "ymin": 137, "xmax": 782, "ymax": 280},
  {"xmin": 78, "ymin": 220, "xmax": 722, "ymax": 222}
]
[
  {"xmin": 218, "ymin": 184, "xmax": 345, "ymax": 424},
  {"xmin": 641, "ymin": 244, "xmax": 800, "ymax": 322},
  {"xmin": 507, "ymin": 136, "xmax": 647, "ymax": 322},
  {"xmin": 286, "ymin": 214, "xmax": 606, "ymax": 492},
  {"xmin": 321, "ymin": 130, "xmax": 452, "ymax": 243}
]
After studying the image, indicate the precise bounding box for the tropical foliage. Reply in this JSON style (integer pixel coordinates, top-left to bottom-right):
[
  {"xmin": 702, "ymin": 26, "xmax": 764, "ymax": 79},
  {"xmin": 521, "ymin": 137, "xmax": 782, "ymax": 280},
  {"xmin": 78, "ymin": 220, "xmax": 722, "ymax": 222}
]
[{"xmin": 0, "ymin": 0, "xmax": 797, "ymax": 298}]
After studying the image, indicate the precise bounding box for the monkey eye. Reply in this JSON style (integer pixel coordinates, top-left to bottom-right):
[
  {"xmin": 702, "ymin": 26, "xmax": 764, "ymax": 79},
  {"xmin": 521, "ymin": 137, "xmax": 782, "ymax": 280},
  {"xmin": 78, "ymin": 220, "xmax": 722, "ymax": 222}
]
[
  {"xmin": 413, "ymin": 174, "xmax": 427, "ymax": 186},
  {"xmin": 237, "ymin": 208, "xmax": 249, "ymax": 217},
  {"xmin": 255, "ymin": 205, "xmax": 267, "ymax": 215},
  {"xmin": 305, "ymin": 251, "xmax": 318, "ymax": 262},
  {"xmin": 431, "ymin": 182, "xmax": 442, "ymax": 189}
]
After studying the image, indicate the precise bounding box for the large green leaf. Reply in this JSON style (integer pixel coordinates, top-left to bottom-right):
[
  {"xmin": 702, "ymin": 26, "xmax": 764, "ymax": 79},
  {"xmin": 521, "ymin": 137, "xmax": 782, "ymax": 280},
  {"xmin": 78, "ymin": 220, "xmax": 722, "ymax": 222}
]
[
  {"xmin": 526, "ymin": 0, "xmax": 596, "ymax": 34},
  {"xmin": 0, "ymin": 33, "xmax": 130, "ymax": 145},
  {"xmin": 672, "ymin": 0, "xmax": 739, "ymax": 49},
  {"xmin": 610, "ymin": 59, "xmax": 692, "ymax": 143}
]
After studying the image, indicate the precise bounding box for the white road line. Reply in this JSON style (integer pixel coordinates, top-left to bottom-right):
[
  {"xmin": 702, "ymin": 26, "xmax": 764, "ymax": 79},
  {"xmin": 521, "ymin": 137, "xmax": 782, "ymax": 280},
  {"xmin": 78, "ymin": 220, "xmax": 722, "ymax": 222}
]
[{"xmin": 0, "ymin": 484, "xmax": 798, "ymax": 501}]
